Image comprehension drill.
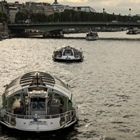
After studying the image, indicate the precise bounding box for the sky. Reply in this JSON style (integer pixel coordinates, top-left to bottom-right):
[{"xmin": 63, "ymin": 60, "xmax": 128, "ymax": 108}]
[{"xmin": 7, "ymin": 0, "xmax": 140, "ymax": 15}]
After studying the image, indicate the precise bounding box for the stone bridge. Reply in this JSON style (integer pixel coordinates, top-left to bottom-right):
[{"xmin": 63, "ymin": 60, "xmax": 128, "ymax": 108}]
[{"xmin": 8, "ymin": 22, "xmax": 140, "ymax": 37}]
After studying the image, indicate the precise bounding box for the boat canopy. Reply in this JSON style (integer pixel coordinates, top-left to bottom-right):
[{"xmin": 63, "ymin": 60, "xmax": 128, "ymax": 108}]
[
  {"xmin": 56, "ymin": 46, "xmax": 81, "ymax": 53},
  {"xmin": 4, "ymin": 71, "xmax": 71, "ymax": 98}
]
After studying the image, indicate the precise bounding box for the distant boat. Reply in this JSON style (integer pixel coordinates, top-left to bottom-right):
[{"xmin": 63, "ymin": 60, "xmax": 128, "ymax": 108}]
[
  {"xmin": 86, "ymin": 31, "xmax": 99, "ymax": 41},
  {"xmin": 52, "ymin": 46, "xmax": 84, "ymax": 62},
  {"xmin": 0, "ymin": 71, "xmax": 78, "ymax": 132},
  {"xmin": 126, "ymin": 29, "xmax": 139, "ymax": 35}
]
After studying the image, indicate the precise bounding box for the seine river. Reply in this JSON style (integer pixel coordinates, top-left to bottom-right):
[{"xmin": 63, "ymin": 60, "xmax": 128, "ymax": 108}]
[{"xmin": 0, "ymin": 31, "xmax": 140, "ymax": 140}]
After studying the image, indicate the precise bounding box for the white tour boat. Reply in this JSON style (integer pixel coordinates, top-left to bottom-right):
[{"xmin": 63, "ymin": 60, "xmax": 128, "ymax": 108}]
[
  {"xmin": 52, "ymin": 46, "xmax": 84, "ymax": 62},
  {"xmin": 0, "ymin": 71, "xmax": 78, "ymax": 132},
  {"xmin": 86, "ymin": 31, "xmax": 99, "ymax": 41}
]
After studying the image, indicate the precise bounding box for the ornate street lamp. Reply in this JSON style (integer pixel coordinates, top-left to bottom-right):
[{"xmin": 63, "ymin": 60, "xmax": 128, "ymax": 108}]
[
  {"xmin": 129, "ymin": 8, "xmax": 131, "ymax": 16},
  {"xmin": 103, "ymin": 8, "xmax": 105, "ymax": 21},
  {"xmin": 129, "ymin": 8, "xmax": 131, "ymax": 22},
  {"xmin": 103, "ymin": 8, "xmax": 105, "ymax": 13}
]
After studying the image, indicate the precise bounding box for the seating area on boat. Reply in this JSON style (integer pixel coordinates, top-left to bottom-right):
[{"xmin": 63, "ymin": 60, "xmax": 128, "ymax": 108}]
[
  {"xmin": 63, "ymin": 49, "xmax": 73, "ymax": 56},
  {"xmin": 8, "ymin": 91, "xmax": 73, "ymax": 118},
  {"xmin": 54, "ymin": 50, "xmax": 62, "ymax": 57}
]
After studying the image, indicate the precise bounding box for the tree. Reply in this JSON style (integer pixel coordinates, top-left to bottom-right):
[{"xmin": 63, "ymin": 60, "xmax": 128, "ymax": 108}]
[
  {"xmin": 15, "ymin": 12, "xmax": 28, "ymax": 23},
  {"xmin": 0, "ymin": 12, "xmax": 7, "ymax": 22}
]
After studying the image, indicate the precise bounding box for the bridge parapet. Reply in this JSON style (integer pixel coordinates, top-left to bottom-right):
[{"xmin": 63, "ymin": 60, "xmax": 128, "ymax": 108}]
[{"xmin": 8, "ymin": 22, "xmax": 140, "ymax": 33}]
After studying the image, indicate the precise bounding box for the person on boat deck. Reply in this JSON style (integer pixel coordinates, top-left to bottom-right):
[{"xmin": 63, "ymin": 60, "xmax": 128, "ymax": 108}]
[
  {"xmin": 20, "ymin": 100, "xmax": 25, "ymax": 112},
  {"xmin": 59, "ymin": 97, "xmax": 64, "ymax": 113},
  {"xmin": 34, "ymin": 113, "xmax": 38, "ymax": 121}
]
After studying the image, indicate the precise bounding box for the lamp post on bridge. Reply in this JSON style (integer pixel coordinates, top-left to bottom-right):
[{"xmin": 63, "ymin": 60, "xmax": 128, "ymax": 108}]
[
  {"xmin": 129, "ymin": 8, "xmax": 131, "ymax": 16},
  {"xmin": 103, "ymin": 8, "xmax": 105, "ymax": 14},
  {"xmin": 129, "ymin": 8, "xmax": 131, "ymax": 22},
  {"xmin": 103, "ymin": 8, "xmax": 105, "ymax": 21}
]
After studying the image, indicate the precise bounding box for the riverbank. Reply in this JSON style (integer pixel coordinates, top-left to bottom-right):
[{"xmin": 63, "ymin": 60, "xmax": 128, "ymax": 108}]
[{"xmin": 0, "ymin": 22, "xmax": 9, "ymax": 39}]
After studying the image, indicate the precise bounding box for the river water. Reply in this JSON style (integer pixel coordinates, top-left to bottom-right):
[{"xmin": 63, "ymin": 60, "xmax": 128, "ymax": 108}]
[{"xmin": 0, "ymin": 31, "xmax": 140, "ymax": 140}]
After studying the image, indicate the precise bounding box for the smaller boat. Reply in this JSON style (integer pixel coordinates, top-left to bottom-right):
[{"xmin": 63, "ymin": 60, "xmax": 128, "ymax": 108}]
[
  {"xmin": 126, "ymin": 29, "xmax": 137, "ymax": 35},
  {"xmin": 52, "ymin": 46, "xmax": 84, "ymax": 62},
  {"xmin": 86, "ymin": 31, "xmax": 99, "ymax": 41}
]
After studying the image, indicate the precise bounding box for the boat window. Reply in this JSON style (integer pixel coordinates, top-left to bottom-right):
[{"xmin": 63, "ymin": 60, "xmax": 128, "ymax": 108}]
[
  {"xmin": 68, "ymin": 100, "xmax": 73, "ymax": 109},
  {"xmin": 63, "ymin": 50, "xmax": 73, "ymax": 56},
  {"xmin": 31, "ymin": 98, "xmax": 45, "ymax": 110},
  {"xmin": 47, "ymin": 92, "xmax": 66, "ymax": 114},
  {"xmin": 55, "ymin": 51, "xmax": 62, "ymax": 57}
]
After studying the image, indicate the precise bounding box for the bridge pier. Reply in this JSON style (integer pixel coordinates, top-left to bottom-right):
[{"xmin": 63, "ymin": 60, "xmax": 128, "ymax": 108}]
[
  {"xmin": 9, "ymin": 29, "xmax": 29, "ymax": 37},
  {"xmin": 43, "ymin": 30, "xmax": 64, "ymax": 38}
]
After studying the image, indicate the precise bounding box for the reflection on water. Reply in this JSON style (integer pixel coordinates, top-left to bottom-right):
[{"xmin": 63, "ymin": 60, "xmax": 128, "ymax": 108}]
[{"xmin": 0, "ymin": 32, "xmax": 140, "ymax": 140}]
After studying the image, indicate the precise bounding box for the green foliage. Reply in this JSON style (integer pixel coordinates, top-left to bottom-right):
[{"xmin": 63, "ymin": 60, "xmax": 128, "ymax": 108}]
[
  {"xmin": 0, "ymin": 12, "xmax": 7, "ymax": 22},
  {"xmin": 30, "ymin": 13, "xmax": 47, "ymax": 23},
  {"xmin": 15, "ymin": 10, "xmax": 140, "ymax": 23},
  {"xmin": 15, "ymin": 12, "xmax": 28, "ymax": 23}
]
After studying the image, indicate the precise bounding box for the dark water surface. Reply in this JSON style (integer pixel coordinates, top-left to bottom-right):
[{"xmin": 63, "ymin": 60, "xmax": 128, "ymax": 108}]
[{"xmin": 0, "ymin": 31, "xmax": 140, "ymax": 140}]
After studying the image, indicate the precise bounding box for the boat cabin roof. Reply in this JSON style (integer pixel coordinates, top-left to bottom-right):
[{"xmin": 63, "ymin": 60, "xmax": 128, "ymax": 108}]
[
  {"xmin": 56, "ymin": 46, "xmax": 81, "ymax": 53},
  {"xmin": 4, "ymin": 71, "xmax": 71, "ymax": 98},
  {"xmin": 87, "ymin": 32, "xmax": 98, "ymax": 35}
]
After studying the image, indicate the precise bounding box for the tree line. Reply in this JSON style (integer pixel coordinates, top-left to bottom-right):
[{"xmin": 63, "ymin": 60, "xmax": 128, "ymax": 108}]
[
  {"xmin": 0, "ymin": 12, "xmax": 7, "ymax": 22},
  {"xmin": 1, "ymin": 10, "xmax": 140, "ymax": 23},
  {"xmin": 15, "ymin": 10, "xmax": 140, "ymax": 23}
]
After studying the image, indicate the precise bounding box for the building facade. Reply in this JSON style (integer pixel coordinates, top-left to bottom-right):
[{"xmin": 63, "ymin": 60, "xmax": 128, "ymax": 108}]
[
  {"xmin": 52, "ymin": 0, "xmax": 96, "ymax": 13},
  {"xmin": 71, "ymin": 6, "xmax": 96, "ymax": 12},
  {"xmin": 25, "ymin": 2, "xmax": 54, "ymax": 16}
]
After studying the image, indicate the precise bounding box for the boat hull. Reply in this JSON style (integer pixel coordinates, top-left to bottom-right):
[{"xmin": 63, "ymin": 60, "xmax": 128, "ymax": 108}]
[
  {"xmin": 86, "ymin": 36, "xmax": 99, "ymax": 41},
  {"xmin": 0, "ymin": 115, "xmax": 78, "ymax": 132},
  {"xmin": 53, "ymin": 57, "xmax": 83, "ymax": 62},
  {"xmin": 0, "ymin": 120, "xmax": 77, "ymax": 139}
]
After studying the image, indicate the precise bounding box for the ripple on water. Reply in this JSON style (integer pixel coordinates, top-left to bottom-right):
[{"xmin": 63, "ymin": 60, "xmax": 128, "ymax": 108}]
[{"xmin": 1, "ymin": 35, "xmax": 140, "ymax": 140}]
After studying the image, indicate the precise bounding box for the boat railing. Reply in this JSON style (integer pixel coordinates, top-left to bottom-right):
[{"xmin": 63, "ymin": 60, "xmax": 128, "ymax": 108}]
[{"xmin": 2, "ymin": 110, "xmax": 76, "ymax": 126}]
